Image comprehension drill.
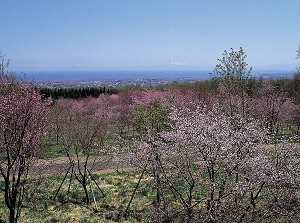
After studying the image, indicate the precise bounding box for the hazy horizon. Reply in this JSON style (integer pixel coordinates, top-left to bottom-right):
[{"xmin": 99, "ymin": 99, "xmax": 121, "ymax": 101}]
[{"xmin": 14, "ymin": 69, "xmax": 294, "ymax": 83}]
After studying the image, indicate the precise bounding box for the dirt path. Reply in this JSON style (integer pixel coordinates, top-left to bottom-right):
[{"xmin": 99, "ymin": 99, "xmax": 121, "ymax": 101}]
[{"xmin": 30, "ymin": 157, "xmax": 130, "ymax": 177}]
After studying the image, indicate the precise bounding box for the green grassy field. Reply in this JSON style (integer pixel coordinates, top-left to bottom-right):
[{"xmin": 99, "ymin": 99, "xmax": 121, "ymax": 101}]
[{"xmin": 0, "ymin": 170, "xmax": 156, "ymax": 223}]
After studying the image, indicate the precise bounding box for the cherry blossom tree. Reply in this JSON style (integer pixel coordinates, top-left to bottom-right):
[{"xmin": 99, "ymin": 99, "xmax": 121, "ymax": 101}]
[
  {"xmin": 107, "ymin": 92, "xmax": 135, "ymax": 137},
  {"xmin": 171, "ymin": 87, "xmax": 216, "ymax": 110},
  {"xmin": 249, "ymin": 82, "xmax": 295, "ymax": 135},
  {"xmin": 0, "ymin": 75, "xmax": 50, "ymax": 223},
  {"xmin": 124, "ymin": 133, "xmax": 172, "ymax": 220},
  {"xmin": 54, "ymin": 98, "xmax": 111, "ymax": 205},
  {"xmin": 244, "ymin": 139, "xmax": 300, "ymax": 222},
  {"xmin": 132, "ymin": 90, "xmax": 174, "ymax": 107},
  {"xmin": 126, "ymin": 99, "xmax": 270, "ymax": 221},
  {"xmin": 48, "ymin": 98, "xmax": 69, "ymax": 145},
  {"xmin": 160, "ymin": 103, "xmax": 269, "ymax": 222}
]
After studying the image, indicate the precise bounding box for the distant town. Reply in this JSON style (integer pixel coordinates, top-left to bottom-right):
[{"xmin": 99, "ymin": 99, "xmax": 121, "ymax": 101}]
[{"xmin": 32, "ymin": 77, "xmax": 199, "ymax": 88}]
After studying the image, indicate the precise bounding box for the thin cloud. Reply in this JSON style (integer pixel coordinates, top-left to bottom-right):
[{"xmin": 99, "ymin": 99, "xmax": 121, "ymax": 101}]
[{"xmin": 169, "ymin": 61, "xmax": 188, "ymax": 66}]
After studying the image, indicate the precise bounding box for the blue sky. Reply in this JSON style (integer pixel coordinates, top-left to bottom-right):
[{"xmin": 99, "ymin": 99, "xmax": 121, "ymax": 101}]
[{"xmin": 1, "ymin": 0, "xmax": 300, "ymax": 72}]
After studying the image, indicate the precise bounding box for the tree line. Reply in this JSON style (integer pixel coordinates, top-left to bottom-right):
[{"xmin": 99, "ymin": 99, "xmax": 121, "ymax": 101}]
[{"xmin": 38, "ymin": 86, "xmax": 111, "ymax": 99}]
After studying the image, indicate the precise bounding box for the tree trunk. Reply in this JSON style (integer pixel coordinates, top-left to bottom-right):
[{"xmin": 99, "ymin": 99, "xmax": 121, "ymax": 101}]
[
  {"xmin": 82, "ymin": 181, "xmax": 90, "ymax": 204},
  {"xmin": 9, "ymin": 207, "xmax": 16, "ymax": 223}
]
